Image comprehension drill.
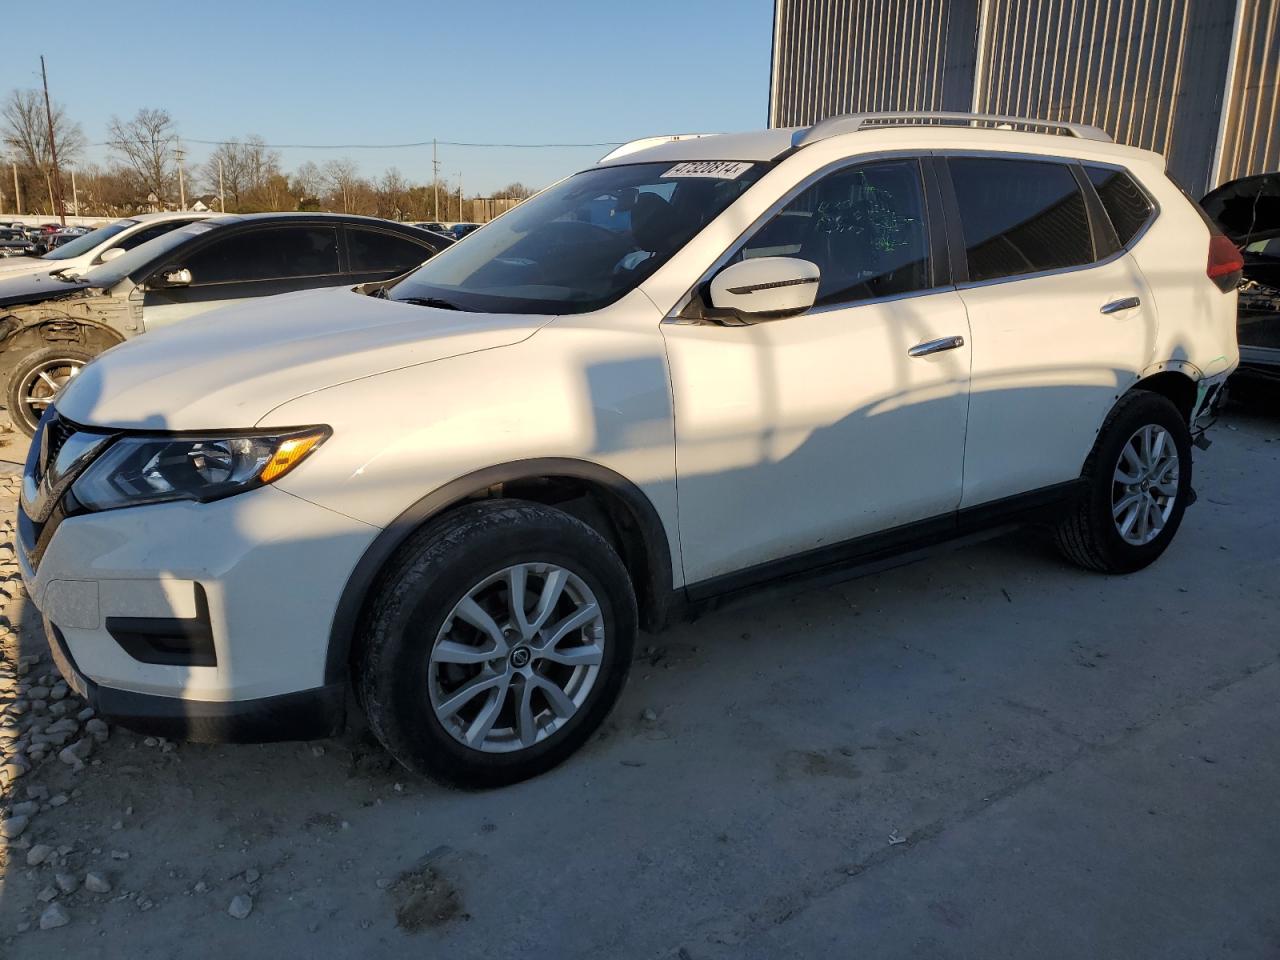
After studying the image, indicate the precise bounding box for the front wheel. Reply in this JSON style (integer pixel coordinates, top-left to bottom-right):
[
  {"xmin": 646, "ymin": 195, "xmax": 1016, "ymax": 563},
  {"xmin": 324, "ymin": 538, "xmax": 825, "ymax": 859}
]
[
  {"xmin": 1055, "ymin": 390, "xmax": 1193, "ymax": 574},
  {"xmin": 6, "ymin": 346, "xmax": 97, "ymax": 436},
  {"xmin": 357, "ymin": 500, "xmax": 637, "ymax": 787}
]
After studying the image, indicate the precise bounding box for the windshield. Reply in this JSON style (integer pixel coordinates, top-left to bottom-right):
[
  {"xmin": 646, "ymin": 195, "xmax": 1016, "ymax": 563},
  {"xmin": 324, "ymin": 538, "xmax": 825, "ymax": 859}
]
[
  {"xmin": 42, "ymin": 220, "xmax": 136, "ymax": 261},
  {"xmin": 388, "ymin": 161, "xmax": 765, "ymax": 314},
  {"xmin": 79, "ymin": 221, "xmax": 217, "ymax": 287}
]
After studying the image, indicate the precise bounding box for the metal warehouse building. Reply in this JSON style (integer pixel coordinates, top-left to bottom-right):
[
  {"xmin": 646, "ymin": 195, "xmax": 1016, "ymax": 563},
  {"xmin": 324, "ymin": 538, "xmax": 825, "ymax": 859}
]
[{"xmin": 769, "ymin": 0, "xmax": 1280, "ymax": 193}]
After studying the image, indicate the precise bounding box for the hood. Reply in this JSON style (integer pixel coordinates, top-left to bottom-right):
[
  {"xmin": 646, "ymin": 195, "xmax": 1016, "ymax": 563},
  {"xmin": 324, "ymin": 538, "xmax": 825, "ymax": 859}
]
[
  {"xmin": 55, "ymin": 286, "xmax": 550, "ymax": 430},
  {"xmin": 1200, "ymin": 172, "xmax": 1280, "ymax": 246},
  {"xmin": 0, "ymin": 255, "xmax": 50, "ymax": 277},
  {"xmin": 0, "ymin": 269, "xmax": 92, "ymax": 308}
]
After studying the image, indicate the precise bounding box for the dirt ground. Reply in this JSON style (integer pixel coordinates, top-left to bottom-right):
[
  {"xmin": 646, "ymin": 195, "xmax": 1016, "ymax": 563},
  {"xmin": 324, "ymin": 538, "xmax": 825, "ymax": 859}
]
[{"xmin": 0, "ymin": 401, "xmax": 1278, "ymax": 959}]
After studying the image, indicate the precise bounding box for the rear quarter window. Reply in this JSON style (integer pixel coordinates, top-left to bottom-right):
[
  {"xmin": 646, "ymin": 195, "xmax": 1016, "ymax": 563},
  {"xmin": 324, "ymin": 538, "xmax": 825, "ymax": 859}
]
[{"xmin": 1085, "ymin": 166, "xmax": 1153, "ymax": 246}]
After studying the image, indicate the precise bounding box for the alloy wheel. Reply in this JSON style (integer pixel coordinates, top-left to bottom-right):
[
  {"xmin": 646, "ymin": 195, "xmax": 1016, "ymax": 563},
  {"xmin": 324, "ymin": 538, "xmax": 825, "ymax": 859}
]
[
  {"xmin": 18, "ymin": 357, "xmax": 83, "ymax": 425},
  {"xmin": 1111, "ymin": 423, "xmax": 1179, "ymax": 546},
  {"xmin": 428, "ymin": 562, "xmax": 605, "ymax": 753}
]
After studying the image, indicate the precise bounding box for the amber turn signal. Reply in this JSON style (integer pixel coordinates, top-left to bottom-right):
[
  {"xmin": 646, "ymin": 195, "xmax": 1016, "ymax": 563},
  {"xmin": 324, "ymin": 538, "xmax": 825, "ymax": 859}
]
[{"xmin": 258, "ymin": 430, "xmax": 328, "ymax": 484}]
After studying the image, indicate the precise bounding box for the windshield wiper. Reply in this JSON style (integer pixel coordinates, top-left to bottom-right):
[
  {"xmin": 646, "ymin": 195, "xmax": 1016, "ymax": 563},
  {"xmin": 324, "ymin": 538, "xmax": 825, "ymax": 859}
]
[{"xmin": 395, "ymin": 296, "xmax": 465, "ymax": 311}]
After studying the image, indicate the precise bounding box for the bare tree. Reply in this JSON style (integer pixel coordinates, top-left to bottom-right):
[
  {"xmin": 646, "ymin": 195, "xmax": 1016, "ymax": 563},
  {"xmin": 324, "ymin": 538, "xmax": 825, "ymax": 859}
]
[
  {"xmin": 201, "ymin": 135, "xmax": 282, "ymax": 211},
  {"xmin": 496, "ymin": 181, "xmax": 534, "ymax": 199},
  {"xmin": 375, "ymin": 167, "xmax": 410, "ymax": 219},
  {"xmin": 107, "ymin": 107, "xmax": 177, "ymax": 203},
  {"xmin": 1, "ymin": 88, "xmax": 85, "ymax": 212},
  {"xmin": 323, "ymin": 158, "xmax": 362, "ymax": 213},
  {"xmin": 290, "ymin": 161, "xmax": 323, "ymax": 207}
]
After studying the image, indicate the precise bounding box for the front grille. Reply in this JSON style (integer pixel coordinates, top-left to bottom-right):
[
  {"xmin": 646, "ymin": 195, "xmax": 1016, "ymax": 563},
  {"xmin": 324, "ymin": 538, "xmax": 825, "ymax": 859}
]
[
  {"xmin": 42, "ymin": 411, "xmax": 76, "ymax": 474},
  {"xmin": 20, "ymin": 409, "xmax": 115, "ymax": 571}
]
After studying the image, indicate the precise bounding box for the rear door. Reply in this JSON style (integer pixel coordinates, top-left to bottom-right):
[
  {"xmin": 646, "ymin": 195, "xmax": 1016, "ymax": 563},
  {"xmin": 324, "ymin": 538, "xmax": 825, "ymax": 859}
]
[
  {"xmin": 941, "ymin": 155, "xmax": 1156, "ymax": 508},
  {"xmin": 141, "ymin": 223, "xmax": 342, "ymax": 328}
]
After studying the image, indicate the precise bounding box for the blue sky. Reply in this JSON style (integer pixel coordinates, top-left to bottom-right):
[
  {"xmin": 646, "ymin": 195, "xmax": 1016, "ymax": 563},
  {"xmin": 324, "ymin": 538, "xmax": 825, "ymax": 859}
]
[{"xmin": 1, "ymin": 0, "xmax": 775, "ymax": 195}]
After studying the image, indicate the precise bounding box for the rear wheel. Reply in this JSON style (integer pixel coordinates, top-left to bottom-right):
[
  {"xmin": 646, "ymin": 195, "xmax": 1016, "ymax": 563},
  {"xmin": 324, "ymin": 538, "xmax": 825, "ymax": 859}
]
[
  {"xmin": 357, "ymin": 500, "xmax": 637, "ymax": 787},
  {"xmin": 1055, "ymin": 390, "xmax": 1193, "ymax": 573},
  {"xmin": 6, "ymin": 346, "xmax": 96, "ymax": 436}
]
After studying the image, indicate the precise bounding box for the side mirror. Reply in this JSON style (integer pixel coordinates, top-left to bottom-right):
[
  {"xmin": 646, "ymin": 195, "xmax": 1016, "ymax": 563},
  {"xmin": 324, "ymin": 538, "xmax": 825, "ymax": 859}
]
[
  {"xmin": 156, "ymin": 267, "xmax": 193, "ymax": 288},
  {"xmin": 97, "ymin": 247, "xmax": 126, "ymax": 263},
  {"xmin": 706, "ymin": 256, "xmax": 820, "ymax": 324}
]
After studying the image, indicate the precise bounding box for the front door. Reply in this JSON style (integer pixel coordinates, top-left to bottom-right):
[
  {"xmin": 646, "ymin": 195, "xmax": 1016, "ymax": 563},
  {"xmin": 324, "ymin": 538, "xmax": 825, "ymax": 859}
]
[
  {"xmin": 663, "ymin": 158, "xmax": 973, "ymax": 587},
  {"xmin": 142, "ymin": 224, "xmax": 342, "ymax": 329}
]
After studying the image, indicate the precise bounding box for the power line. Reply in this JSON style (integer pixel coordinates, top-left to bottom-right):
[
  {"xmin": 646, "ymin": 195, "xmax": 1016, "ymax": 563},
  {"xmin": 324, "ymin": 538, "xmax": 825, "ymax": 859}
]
[{"xmin": 91, "ymin": 137, "xmax": 624, "ymax": 150}]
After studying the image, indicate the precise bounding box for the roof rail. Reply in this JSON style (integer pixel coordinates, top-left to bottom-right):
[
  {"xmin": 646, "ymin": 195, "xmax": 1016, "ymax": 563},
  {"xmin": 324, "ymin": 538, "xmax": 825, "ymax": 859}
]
[
  {"xmin": 794, "ymin": 112, "xmax": 1112, "ymax": 147},
  {"xmin": 598, "ymin": 134, "xmax": 718, "ymax": 163}
]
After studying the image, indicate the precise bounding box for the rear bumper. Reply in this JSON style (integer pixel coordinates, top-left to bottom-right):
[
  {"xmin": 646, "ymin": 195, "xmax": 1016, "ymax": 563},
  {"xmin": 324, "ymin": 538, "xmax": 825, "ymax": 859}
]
[
  {"xmin": 44, "ymin": 617, "xmax": 346, "ymax": 742},
  {"xmin": 1190, "ymin": 369, "xmax": 1232, "ymax": 437}
]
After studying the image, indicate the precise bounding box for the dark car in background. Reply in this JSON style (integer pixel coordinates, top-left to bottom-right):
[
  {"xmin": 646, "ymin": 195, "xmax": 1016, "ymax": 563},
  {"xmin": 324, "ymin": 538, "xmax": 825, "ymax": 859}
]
[
  {"xmin": 412, "ymin": 221, "xmax": 452, "ymax": 237},
  {"xmin": 0, "ymin": 228, "xmax": 36, "ymax": 259},
  {"xmin": 0, "ymin": 212, "xmax": 448, "ymax": 434},
  {"xmin": 1202, "ymin": 172, "xmax": 1280, "ymax": 386}
]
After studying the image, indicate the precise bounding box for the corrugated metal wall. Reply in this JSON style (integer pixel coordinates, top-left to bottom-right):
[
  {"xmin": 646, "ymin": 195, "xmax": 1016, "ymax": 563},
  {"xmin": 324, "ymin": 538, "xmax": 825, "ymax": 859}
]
[
  {"xmin": 1216, "ymin": 0, "xmax": 1280, "ymax": 183},
  {"xmin": 769, "ymin": 0, "xmax": 979, "ymax": 126},
  {"xmin": 770, "ymin": 0, "xmax": 1270, "ymax": 194},
  {"xmin": 970, "ymin": 0, "xmax": 1235, "ymax": 192}
]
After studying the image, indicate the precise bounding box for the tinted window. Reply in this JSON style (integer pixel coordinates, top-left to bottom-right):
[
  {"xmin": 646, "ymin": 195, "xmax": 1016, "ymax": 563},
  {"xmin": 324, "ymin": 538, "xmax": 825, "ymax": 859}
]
[
  {"xmin": 1085, "ymin": 166, "xmax": 1152, "ymax": 246},
  {"xmin": 347, "ymin": 229, "xmax": 433, "ymax": 273},
  {"xmin": 183, "ymin": 226, "xmax": 339, "ymax": 284},
  {"xmin": 738, "ymin": 158, "xmax": 931, "ymax": 305},
  {"xmin": 949, "ymin": 158, "xmax": 1094, "ymax": 282}
]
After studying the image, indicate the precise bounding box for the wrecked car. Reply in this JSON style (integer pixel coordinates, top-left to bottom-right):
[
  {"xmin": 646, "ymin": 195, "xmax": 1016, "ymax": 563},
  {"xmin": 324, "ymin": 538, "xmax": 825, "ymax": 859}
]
[
  {"xmin": 0, "ymin": 212, "xmax": 449, "ymax": 435},
  {"xmin": 1201, "ymin": 171, "xmax": 1280, "ymax": 386}
]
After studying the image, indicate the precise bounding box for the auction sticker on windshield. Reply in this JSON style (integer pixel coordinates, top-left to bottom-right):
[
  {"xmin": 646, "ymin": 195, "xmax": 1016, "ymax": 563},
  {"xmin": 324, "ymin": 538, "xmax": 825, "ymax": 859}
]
[{"xmin": 662, "ymin": 161, "xmax": 754, "ymax": 179}]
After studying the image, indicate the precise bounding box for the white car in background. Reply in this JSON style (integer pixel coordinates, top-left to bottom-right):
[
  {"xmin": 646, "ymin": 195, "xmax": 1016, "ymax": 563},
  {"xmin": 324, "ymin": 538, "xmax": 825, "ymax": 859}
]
[
  {"xmin": 0, "ymin": 212, "xmax": 214, "ymax": 280},
  {"xmin": 20, "ymin": 113, "xmax": 1240, "ymax": 788}
]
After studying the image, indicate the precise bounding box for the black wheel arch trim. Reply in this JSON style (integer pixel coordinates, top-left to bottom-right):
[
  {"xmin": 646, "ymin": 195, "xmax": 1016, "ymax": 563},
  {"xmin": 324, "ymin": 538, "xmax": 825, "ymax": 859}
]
[{"xmin": 324, "ymin": 457, "xmax": 677, "ymax": 684}]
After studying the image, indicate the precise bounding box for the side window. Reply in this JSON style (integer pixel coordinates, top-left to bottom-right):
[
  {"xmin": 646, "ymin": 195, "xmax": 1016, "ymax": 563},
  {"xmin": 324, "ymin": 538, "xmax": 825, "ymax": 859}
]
[
  {"xmin": 117, "ymin": 220, "xmax": 194, "ymax": 252},
  {"xmin": 347, "ymin": 229, "xmax": 433, "ymax": 273},
  {"xmin": 183, "ymin": 226, "xmax": 339, "ymax": 285},
  {"xmin": 738, "ymin": 158, "xmax": 932, "ymax": 306},
  {"xmin": 948, "ymin": 157, "xmax": 1094, "ymax": 283},
  {"xmin": 1085, "ymin": 166, "xmax": 1153, "ymax": 247}
]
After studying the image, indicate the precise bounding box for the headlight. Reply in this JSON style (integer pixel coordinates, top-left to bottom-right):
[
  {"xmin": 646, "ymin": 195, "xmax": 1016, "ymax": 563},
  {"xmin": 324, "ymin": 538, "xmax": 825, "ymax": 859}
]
[{"xmin": 70, "ymin": 427, "xmax": 329, "ymax": 512}]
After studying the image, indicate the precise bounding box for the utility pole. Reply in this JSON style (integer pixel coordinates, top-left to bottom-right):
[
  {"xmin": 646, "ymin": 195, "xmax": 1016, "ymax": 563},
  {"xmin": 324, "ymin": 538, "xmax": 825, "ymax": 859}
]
[
  {"xmin": 457, "ymin": 170, "xmax": 463, "ymax": 222},
  {"xmin": 11, "ymin": 162, "xmax": 21, "ymax": 215},
  {"xmin": 40, "ymin": 55, "xmax": 65, "ymax": 226},
  {"xmin": 71, "ymin": 169, "xmax": 78, "ymax": 216},
  {"xmin": 174, "ymin": 142, "xmax": 187, "ymax": 210},
  {"xmin": 217, "ymin": 157, "xmax": 226, "ymax": 212},
  {"xmin": 432, "ymin": 138, "xmax": 440, "ymax": 220}
]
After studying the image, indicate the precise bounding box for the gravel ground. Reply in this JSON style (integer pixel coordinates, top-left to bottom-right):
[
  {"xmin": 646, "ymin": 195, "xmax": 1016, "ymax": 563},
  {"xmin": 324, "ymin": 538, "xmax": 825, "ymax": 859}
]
[{"xmin": 0, "ymin": 402, "xmax": 1277, "ymax": 958}]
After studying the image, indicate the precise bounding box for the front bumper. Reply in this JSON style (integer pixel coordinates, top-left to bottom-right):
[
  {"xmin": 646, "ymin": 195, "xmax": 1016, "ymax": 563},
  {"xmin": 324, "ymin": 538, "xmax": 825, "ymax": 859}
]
[
  {"xmin": 44, "ymin": 617, "xmax": 346, "ymax": 742},
  {"xmin": 19, "ymin": 480, "xmax": 380, "ymax": 743}
]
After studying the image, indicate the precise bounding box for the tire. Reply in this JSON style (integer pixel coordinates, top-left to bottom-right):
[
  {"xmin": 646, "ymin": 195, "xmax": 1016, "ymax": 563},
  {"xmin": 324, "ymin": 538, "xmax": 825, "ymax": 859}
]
[
  {"xmin": 357, "ymin": 499, "xmax": 637, "ymax": 788},
  {"xmin": 1055, "ymin": 389, "xmax": 1193, "ymax": 574},
  {"xmin": 6, "ymin": 346, "xmax": 98, "ymax": 437}
]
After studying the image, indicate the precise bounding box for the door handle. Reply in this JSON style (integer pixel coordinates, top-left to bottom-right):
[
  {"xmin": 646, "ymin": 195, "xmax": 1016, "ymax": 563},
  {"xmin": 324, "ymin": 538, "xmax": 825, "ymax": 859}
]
[
  {"xmin": 908, "ymin": 335, "xmax": 965, "ymax": 358},
  {"xmin": 1100, "ymin": 296, "xmax": 1141, "ymax": 314}
]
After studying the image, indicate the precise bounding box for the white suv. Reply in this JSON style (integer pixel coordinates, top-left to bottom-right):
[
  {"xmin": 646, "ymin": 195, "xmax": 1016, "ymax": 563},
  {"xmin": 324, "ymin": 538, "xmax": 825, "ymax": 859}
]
[{"xmin": 18, "ymin": 114, "xmax": 1239, "ymax": 786}]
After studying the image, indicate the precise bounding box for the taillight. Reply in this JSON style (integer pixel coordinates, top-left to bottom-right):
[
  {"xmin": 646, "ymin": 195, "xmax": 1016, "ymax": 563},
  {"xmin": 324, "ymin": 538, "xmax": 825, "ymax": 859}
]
[{"xmin": 1207, "ymin": 234, "xmax": 1244, "ymax": 292}]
